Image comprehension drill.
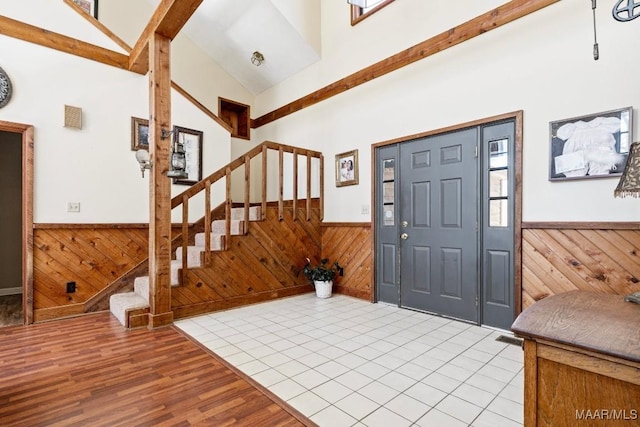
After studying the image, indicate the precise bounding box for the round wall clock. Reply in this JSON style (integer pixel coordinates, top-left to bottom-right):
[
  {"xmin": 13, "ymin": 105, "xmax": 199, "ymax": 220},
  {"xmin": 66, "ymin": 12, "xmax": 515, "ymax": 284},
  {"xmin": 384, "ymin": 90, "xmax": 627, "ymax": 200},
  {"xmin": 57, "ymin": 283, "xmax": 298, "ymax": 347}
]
[{"xmin": 0, "ymin": 66, "xmax": 13, "ymax": 108}]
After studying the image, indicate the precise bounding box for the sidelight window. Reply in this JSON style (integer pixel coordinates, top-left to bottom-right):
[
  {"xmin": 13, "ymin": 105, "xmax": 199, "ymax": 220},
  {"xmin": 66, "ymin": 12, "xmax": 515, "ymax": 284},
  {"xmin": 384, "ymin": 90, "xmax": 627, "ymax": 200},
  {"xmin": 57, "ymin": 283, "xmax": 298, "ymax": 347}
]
[
  {"xmin": 382, "ymin": 159, "xmax": 395, "ymax": 226},
  {"xmin": 488, "ymin": 138, "xmax": 509, "ymax": 227}
]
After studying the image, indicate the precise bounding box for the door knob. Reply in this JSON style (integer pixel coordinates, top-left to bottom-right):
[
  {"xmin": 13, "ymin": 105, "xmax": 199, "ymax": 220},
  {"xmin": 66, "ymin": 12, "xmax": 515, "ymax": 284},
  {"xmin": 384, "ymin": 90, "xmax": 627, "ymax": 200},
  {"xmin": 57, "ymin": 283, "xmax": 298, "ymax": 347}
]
[{"xmin": 400, "ymin": 233, "xmax": 408, "ymax": 240}]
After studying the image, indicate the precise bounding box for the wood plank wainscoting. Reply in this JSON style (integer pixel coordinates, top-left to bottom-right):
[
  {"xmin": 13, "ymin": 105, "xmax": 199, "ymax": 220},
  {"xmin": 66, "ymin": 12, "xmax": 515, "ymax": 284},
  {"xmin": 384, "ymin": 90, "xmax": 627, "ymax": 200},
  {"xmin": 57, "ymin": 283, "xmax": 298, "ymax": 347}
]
[
  {"xmin": 521, "ymin": 222, "xmax": 640, "ymax": 310},
  {"xmin": 321, "ymin": 222, "xmax": 373, "ymax": 301},
  {"xmin": 32, "ymin": 202, "xmax": 324, "ymax": 324},
  {"xmin": 172, "ymin": 203, "xmax": 322, "ymax": 319},
  {"xmin": 33, "ymin": 224, "xmax": 154, "ymax": 322}
]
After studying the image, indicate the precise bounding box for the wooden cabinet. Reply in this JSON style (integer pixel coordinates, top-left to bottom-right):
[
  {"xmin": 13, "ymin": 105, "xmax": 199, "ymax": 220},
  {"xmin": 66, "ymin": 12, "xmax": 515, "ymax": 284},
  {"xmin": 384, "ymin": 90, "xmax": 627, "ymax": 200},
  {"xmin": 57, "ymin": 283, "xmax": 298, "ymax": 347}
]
[{"xmin": 512, "ymin": 291, "xmax": 640, "ymax": 427}]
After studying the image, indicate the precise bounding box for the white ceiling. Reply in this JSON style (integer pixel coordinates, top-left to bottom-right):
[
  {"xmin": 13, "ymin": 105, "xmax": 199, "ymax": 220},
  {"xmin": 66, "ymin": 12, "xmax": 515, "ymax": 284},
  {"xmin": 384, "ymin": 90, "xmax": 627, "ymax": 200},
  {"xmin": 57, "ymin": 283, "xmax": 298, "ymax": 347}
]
[{"xmin": 149, "ymin": 0, "xmax": 320, "ymax": 95}]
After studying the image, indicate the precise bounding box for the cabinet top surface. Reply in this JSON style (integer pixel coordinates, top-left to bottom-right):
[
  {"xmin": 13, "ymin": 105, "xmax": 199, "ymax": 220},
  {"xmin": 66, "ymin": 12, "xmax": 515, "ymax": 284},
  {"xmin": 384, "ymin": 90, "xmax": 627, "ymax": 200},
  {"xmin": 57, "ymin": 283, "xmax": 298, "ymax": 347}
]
[{"xmin": 512, "ymin": 291, "xmax": 640, "ymax": 363}]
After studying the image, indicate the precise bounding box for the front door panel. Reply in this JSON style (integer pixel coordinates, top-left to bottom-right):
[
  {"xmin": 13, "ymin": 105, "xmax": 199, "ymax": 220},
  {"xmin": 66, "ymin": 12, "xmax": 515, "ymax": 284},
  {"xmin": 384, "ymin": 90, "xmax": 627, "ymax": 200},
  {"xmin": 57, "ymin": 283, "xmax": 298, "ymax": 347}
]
[{"xmin": 399, "ymin": 129, "xmax": 479, "ymax": 323}]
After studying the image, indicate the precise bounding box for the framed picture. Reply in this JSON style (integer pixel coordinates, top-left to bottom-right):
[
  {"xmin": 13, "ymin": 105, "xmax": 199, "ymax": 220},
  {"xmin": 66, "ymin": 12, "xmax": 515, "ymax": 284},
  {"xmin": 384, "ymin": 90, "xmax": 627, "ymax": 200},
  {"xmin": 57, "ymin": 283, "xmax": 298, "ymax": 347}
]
[
  {"xmin": 173, "ymin": 125, "xmax": 203, "ymax": 186},
  {"xmin": 335, "ymin": 149, "xmax": 359, "ymax": 187},
  {"xmin": 131, "ymin": 117, "xmax": 149, "ymax": 151},
  {"xmin": 549, "ymin": 107, "xmax": 633, "ymax": 181},
  {"xmin": 72, "ymin": 0, "xmax": 98, "ymax": 19}
]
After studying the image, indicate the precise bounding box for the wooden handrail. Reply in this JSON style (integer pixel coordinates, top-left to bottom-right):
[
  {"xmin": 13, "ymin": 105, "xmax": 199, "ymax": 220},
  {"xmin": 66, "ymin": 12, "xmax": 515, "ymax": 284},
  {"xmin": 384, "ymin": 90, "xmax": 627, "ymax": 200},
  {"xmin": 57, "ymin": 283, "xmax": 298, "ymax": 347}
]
[
  {"xmin": 171, "ymin": 141, "xmax": 321, "ymax": 209},
  {"xmin": 170, "ymin": 140, "xmax": 323, "ymax": 268}
]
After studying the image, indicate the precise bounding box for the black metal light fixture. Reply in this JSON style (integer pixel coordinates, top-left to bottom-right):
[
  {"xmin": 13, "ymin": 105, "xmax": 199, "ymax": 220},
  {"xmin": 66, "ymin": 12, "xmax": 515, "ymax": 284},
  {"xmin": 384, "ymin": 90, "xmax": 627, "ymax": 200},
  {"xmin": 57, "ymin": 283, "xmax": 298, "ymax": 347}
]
[
  {"xmin": 167, "ymin": 136, "xmax": 188, "ymax": 179},
  {"xmin": 134, "ymin": 128, "xmax": 188, "ymax": 179}
]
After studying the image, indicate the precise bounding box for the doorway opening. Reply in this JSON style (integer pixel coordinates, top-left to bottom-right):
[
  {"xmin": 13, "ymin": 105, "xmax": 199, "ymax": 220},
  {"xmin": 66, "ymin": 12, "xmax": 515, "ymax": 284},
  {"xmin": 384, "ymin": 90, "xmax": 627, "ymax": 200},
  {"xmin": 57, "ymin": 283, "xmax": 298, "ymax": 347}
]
[{"xmin": 0, "ymin": 121, "xmax": 34, "ymax": 326}]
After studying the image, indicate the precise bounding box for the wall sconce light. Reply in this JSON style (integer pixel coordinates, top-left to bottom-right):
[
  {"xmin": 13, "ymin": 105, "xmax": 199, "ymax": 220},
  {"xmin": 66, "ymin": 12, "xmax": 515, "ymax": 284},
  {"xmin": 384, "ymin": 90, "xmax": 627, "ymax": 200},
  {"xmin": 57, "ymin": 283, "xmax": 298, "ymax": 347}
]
[
  {"xmin": 251, "ymin": 51, "xmax": 265, "ymax": 66},
  {"xmin": 347, "ymin": 0, "xmax": 384, "ymax": 7},
  {"xmin": 134, "ymin": 128, "xmax": 188, "ymax": 179},
  {"xmin": 135, "ymin": 149, "xmax": 151, "ymax": 178}
]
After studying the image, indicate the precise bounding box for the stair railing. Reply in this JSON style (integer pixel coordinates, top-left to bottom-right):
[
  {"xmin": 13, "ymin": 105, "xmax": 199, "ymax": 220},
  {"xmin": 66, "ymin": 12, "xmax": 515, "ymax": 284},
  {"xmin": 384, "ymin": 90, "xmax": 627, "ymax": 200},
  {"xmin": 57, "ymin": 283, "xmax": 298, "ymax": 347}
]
[{"xmin": 170, "ymin": 141, "xmax": 324, "ymax": 284}]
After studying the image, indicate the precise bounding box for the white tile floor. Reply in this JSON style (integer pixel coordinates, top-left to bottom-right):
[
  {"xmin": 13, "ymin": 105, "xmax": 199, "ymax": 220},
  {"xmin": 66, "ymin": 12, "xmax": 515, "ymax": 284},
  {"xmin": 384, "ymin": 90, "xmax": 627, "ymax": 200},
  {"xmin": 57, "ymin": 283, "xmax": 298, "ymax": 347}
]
[{"xmin": 174, "ymin": 294, "xmax": 524, "ymax": 427}]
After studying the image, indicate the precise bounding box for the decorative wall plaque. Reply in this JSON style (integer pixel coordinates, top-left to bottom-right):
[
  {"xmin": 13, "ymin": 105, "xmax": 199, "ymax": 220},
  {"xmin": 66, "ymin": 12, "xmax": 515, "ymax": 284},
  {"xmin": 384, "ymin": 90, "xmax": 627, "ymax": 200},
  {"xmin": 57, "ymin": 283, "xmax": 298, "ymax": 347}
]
[{"xmin": 0, "ymin": 66, "xmax": 13, "ymax": 109}]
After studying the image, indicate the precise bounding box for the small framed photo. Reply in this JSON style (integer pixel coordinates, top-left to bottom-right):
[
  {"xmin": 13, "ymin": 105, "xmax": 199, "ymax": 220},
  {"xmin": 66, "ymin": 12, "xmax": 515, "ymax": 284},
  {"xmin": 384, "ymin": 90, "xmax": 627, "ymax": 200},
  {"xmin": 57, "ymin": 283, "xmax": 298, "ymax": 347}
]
[
  {"xmin": 131, "ymin": 117, "xmax": 149, "ymax": 151},
  {"xmin": 549, "ymin": 107, "xmax": 633, "ymax": 181},
  {"xmin": 173, "ymin": 125, "xmax": 203, "ymax": 186},
  {"xmin": 335, "ymin": 149, "xmax": 359, "ymax": 187},
  {"xmin": 72, "ymin": 0, "xmax": 98, "ymax": 19}
]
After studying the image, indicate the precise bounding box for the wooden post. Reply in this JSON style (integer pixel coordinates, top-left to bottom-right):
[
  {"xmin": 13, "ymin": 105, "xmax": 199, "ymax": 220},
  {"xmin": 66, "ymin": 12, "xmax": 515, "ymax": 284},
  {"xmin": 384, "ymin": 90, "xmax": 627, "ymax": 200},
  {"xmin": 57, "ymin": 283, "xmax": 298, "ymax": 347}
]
[
  {"xmin": 292, "ymin": 149, "xmax": 298, "ymax": 221},
  {"xmin": 244, "ymin": 155, "xmax": 250, "ymax": 234},
  {"xmin": 147, "ymin": 32, "xmax": 173, "ymax": 329},
  {"xmin": 278, "ymin": 146, "xmax": 284, "ymax": 221},
  {"xmin": 261, "ymin": 145, "xmax": 267, "ymax": 220}
]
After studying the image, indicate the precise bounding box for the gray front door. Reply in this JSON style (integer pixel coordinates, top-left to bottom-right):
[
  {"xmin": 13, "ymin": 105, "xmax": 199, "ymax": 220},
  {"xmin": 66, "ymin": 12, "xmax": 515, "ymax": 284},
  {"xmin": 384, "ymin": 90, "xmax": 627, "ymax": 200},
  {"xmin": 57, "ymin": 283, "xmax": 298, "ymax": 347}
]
[{"xmin": 399, "ymin": 129, "xmax": 479, "ymax": 322}]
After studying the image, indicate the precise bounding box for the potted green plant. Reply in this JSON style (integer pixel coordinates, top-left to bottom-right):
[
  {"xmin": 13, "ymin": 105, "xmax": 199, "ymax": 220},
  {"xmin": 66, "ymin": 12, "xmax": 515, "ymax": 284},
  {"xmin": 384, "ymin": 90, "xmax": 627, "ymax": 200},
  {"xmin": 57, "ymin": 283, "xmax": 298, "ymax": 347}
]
[{"xmin": 300, "ymin": 257, "xmax": 342, "ymax": 298}]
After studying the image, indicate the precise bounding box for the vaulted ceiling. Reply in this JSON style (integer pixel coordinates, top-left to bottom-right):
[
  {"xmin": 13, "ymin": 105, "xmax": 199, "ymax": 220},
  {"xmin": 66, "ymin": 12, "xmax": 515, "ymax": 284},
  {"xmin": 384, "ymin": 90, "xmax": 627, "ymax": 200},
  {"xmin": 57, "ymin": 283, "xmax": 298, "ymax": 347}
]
[{"xmin": 147, "ymin": 0, "xmax": 321, "ymax": 95}]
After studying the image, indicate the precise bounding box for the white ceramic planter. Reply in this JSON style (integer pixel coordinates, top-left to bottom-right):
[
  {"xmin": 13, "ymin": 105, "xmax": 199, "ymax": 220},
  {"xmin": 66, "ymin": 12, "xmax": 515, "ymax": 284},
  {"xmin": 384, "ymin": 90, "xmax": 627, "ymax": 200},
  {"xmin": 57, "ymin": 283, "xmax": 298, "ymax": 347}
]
[{"xmin": 314, "ymin": 280, "xmax": 333, "ymax": 298}]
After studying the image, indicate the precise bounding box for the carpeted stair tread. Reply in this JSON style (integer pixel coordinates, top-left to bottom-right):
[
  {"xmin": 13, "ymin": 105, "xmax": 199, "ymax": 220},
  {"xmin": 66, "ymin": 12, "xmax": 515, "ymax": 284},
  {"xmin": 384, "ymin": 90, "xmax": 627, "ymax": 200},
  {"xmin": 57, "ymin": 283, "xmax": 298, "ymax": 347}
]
[
  {"xmin": 109, "ymin": 293, "xmax": 148, "ymax": 326},
  {"xmin": 110, "ymin": 206, "xmax": 262, "ymax": 327}
]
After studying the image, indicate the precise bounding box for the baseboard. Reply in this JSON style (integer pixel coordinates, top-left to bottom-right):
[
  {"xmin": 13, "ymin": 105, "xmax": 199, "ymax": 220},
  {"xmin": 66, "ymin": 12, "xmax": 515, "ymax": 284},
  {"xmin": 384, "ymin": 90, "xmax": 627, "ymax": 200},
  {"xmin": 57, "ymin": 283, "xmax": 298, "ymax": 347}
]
[
  {"xmin": 0, "ymin": 287, "xmax": 22, "ymax": 296},
  {"xmin": 173, "ymin": 286, "xmax": 313, "ymax": 320}
]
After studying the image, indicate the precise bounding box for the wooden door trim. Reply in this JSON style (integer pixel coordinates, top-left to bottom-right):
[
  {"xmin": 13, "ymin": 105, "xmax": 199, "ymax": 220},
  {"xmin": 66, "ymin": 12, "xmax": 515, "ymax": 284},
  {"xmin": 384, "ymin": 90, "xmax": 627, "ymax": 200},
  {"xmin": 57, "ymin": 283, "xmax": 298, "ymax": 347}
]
[
  {"xmin": 0, "ymin": 120, "xmax": 34, "ymax": 325},
  {"xmin": 370, "ymin": 110, "xmax": 524, "ymax": 320}
]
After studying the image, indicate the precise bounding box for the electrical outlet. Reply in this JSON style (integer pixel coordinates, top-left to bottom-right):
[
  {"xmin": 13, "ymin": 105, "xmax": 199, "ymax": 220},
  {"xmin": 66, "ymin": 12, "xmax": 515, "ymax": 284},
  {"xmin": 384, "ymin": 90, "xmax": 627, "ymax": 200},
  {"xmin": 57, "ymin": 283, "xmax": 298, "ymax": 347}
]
[
  {"xmin": 67, "ymin": 202, "xmax": 80, "ymax": 213},
  {"xmin": 66, "ymin": 281, "xmax": 76, "ymax": 293},
  {"xmin": 361, "ymin": 204, "xmax": 370, "ymax": 215}
]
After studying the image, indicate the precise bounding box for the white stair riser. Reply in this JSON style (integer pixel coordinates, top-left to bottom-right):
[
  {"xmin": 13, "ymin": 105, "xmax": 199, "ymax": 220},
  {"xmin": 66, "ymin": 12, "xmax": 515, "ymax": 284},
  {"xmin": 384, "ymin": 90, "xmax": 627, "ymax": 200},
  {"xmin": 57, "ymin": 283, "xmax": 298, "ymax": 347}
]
[
  {"xmin": 134, "ymin": 276, "xmax": 149, "ymax": 300},
  {"xmin": 175, "ymin": 246, "xmax": 205, "ymax": 268},
  {"xmin": 211, "ymin": 220, "xmax": 244, "ymax": 235},
  {"xmin": 194, "ymin": 233, "xmax": 224, "ymax": 249},
  {"xmin": 230, "ymin": 206, "xmax": 261, "ymax": 221}
]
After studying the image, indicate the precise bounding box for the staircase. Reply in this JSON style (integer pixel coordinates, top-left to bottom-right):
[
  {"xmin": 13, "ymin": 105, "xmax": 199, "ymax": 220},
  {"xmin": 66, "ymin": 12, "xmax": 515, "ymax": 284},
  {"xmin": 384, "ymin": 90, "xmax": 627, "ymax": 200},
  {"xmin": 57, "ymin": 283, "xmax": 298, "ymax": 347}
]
[
  {"xmin": 107, "ymin": 141, "xmax": 323, "ymax": 328},
  {"xmin": 109, "ymin": 206, "xmax": 262, "ymax": 327}
]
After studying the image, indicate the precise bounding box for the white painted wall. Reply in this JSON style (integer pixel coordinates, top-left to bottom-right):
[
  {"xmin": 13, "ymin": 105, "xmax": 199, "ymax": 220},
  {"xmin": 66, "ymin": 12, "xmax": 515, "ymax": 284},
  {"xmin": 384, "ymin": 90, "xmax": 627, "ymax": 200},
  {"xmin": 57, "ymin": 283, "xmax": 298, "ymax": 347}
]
[
  {"xmin": 0, "ymin": 1, "xmax": 232, "ymax": 223},
  {"xmin": 255, "ymin": 0, "xmax": 640, "ymax": 222},
  {"xmin": 272, "ymin": 0, "xmax": 321, "ymax": 54},
  {"xmin": 3, "ymin": 1, "xmax": 638, "ymax": 225}
]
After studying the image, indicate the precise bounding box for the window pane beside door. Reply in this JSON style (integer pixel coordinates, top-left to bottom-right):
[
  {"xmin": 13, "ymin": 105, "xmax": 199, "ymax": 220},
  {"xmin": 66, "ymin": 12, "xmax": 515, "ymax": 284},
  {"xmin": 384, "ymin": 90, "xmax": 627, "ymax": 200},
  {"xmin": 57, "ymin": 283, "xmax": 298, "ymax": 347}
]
[
  {"xmin": 489, "ymin": 199, "xmax": 509, "ymax": 227},
  {"xmin": 489, "ymin": 138, "xmax": 508, "ymax": 168},
  {"xmin": 383, "ymin": 159, "xmax": 395, "ymax": 226},
  {"xmin": 489, "ymin": 169, "xmax": 508, "ymax": 197},
  {"xmin": 488, "ymin": 138, "xmax": 509, "ymax": 227}
]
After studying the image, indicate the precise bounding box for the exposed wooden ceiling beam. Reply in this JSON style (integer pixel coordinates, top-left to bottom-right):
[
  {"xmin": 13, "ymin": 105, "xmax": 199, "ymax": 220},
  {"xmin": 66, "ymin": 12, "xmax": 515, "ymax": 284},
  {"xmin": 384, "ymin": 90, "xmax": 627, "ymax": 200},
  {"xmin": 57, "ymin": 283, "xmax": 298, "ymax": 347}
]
[
  {"xmin": 63, "ymin": 0, "xmax": 132, "ymax": 53},
  {"xmin": 253, "ymin": 0, "xmax": 560, "ymax": 128},
  {"xmin": 0, "ymin": 15, "xmax": 132, "ymax": 72},
  {"xmin": 129, "ymin": 0, "xmax": 204, "ymax": 74}
]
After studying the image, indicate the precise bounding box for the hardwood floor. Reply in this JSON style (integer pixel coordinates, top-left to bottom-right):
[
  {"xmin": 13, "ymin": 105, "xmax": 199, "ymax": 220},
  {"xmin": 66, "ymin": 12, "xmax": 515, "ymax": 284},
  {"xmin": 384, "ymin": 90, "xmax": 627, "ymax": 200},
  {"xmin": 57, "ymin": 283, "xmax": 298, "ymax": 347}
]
[{"xmin": 0, "ymin": 312, "xmax": 314, "ymax": 426}]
